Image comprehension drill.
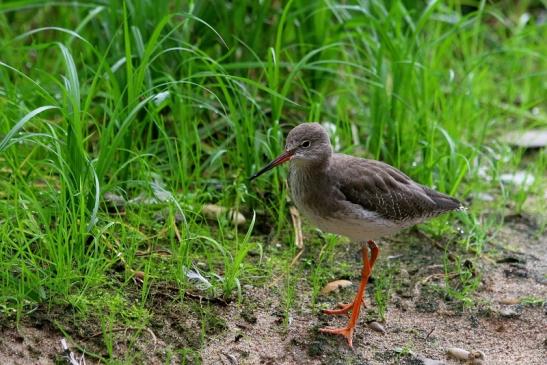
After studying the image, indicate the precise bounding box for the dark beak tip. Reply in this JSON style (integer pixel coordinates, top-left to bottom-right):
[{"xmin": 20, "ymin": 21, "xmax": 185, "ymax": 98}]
[{"xmin": 249, "ymin": 149, "xmax": 294, "ymax": 182}]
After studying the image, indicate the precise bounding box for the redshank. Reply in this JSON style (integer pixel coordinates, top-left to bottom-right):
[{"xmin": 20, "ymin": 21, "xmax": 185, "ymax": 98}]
[{"xmin": 250, "ymin": 123, "xmax": 464, "ymax": 347}]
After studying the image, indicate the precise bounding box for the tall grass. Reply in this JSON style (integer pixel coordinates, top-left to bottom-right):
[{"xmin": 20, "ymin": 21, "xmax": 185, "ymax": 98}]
[{"xmin": 0, "ymin": 0, "xmax": 545, "ymax": 361}]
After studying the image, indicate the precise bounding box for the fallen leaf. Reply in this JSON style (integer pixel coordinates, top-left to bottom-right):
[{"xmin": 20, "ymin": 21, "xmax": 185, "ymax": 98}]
[
  {"xmin": 289, "ymin": 206, "xmax": 303, "ymax": 249},
  {"xmin": 133, "ymin": 271, "xmax": 145, "ymax": 284},
  {"xmin": 499, "ymin": 297, "xmax": 520, "ymax": 305},
  {"xmin": 202, "ymin": 204, "xmax": 246, "ymax": 226},
  {"xmin": 221, "ymin": 352, "xmax": 238, "ymax": 365},
  {"xmin": 320, "ymin": 280, "xmax": 353, "ymax": 295},
  {"xmin": 446, "ymin": 347, "xmax": 470, "ymax": 361},
  {"xmin": 470, "ymin": 350, "xmax": 486, "ymax": 360}
]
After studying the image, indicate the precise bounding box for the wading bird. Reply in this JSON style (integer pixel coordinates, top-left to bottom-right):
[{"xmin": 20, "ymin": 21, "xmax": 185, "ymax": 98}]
[{"xmin": 251, "ymin": 123, "xmax": 464, "ymax": 347}]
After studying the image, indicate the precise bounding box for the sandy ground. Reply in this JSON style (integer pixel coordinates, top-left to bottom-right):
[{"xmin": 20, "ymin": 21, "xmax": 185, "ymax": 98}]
[
  {"xmin": 202, "ymin": 215, "xmax": 547, "ymax": 365},
  {"xmin": 0, "ymin": 215, "xmax": 545, "ymax": 364}
]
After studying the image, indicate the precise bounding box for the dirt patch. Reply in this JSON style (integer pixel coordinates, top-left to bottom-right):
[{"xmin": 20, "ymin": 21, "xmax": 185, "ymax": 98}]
[
  {"xmin": 0, "ymin": 323, "xmax": 62, "ymax": 365},
  {"xmin": 200, "ymin": 221, "xmax": 546, "ymax": 365},
  {"xmin": 0, "ymin": 221, "xmax": 545, "ymax": 364}
]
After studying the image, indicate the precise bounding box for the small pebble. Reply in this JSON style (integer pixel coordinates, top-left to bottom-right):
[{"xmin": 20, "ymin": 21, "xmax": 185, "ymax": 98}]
[
  {"xmin": 367, "ymin": 321, "xmax": 386, "ymax": 334},
  {"xmin": 499, "ymin": 304, "xmax": 523, "ymax": 318}
]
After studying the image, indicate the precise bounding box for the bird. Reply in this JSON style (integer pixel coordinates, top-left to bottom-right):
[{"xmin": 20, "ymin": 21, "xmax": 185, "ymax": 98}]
[{"xmin": 250, "ymin": 122, "xmax": 464, "ymax": 348}]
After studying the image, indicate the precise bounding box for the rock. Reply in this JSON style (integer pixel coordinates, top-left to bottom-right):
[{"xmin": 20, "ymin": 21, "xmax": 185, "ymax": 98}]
[
  {"xmin": 504, "ymin": 264, "xmax": 528, "ymax": 278},
  {"xmin": 367, "ymin": 321, "xmax": 386, "ymax": 334},
  {"xmin": 500, "ymin": 171, "xmax": 535, "ymax": 188},
  {"xmin": 320, "ymin": 280, "xmax": 353, "ymax": 295},
  {"xmin": 501, "ymin": 129, "xmax": 547, "ymax": 148},
  {"xmin": 499, "ymin": 304, "xmax": 523, "ymax": 318}
]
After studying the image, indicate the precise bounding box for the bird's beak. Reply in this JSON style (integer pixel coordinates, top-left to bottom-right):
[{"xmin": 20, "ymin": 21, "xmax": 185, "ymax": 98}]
[{"xmin": 249, "ymin": 149, "xmax": 295, "ymax": 181}]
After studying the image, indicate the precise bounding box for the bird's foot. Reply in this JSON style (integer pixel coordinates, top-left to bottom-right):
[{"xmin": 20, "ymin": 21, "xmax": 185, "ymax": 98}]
[{"xmin": 319, "ymin": 326, "xmax": 355, "ymax": 348}]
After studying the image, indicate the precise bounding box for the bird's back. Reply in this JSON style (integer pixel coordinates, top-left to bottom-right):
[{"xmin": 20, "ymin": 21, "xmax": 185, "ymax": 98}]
[
  {"xmin": 289, "ymin": 153, "xmax": 463, "ymax": 241},
  {"xmin": 330, "ymin": 153, "xmax": 463, "ymax": 222}
]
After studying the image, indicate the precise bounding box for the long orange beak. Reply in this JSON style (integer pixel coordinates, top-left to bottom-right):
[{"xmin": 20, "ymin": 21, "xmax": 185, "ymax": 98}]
[{"xmin": 250, "ymin": 149, "xmax": 295, "ymax": 180}]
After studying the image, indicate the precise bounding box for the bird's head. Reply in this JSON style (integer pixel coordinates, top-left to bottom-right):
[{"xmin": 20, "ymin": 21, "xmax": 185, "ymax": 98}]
[{"xmin": 250, "ymin": 123, "xmax": 332, "ymax": 180}]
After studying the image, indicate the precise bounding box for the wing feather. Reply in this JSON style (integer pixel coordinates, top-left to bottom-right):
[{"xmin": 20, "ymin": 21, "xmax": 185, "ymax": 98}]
[{"xmin": 331, "ymin": 156, "xmax": 462, "ymax": 222}]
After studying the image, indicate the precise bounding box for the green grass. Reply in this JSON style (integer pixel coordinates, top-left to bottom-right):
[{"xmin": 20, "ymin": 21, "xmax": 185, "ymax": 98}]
[{"xmin": 0, "ymin": 0, "xmax": 546, "ymax": 362}]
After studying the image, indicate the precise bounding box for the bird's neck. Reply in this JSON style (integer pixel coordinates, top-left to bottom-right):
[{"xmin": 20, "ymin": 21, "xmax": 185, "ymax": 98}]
[
  {"xmin": 290, "ymin": 156, "xmax": 330, "ymax": 171},
  {"xmin": 289, "ymin": 158, "xmax": 330, "ymax": 182}
]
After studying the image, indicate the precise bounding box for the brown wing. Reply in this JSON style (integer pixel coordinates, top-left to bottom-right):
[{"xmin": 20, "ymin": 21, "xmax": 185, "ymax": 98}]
[{"xmin": 331, "ymin": 155, "xmax": 462, "ymax": 222}]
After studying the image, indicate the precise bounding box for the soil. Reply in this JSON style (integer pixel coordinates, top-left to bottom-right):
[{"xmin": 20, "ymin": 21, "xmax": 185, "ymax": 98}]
[{"xmin": 0, "ymin": 215, "xmax": 545, "ymax": 365}]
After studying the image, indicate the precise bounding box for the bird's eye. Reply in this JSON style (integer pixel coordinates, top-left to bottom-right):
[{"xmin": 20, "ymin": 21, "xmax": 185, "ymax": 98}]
[{"xmin": 301, "ymin": 140, "xmax": 311, "ymax": 148}]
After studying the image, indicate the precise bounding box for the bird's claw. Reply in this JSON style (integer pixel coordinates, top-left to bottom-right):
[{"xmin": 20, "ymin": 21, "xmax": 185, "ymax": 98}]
[
  {"xmin": 323, "ymin": 302, "xmax": 353, "ymax": 315},
  {"xmin": 323, "ymin": 299, "xmax": 366, "ymax": 316},
  {"xmin": 319, "ymin": 326, "xmax": 355, "ymax": 348}
]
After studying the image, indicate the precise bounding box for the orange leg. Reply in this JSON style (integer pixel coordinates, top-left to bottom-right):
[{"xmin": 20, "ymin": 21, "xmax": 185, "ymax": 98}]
[
  {"xmin": 320, "ymin": 240, "xmax": 380, "ymax": 347},
  {"xmin": 323, "ymin": 240, "xmax": 379, "ymax": 316}
]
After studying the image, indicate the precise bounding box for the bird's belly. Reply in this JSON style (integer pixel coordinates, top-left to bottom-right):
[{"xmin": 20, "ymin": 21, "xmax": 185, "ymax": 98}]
[{"xmin": 304, "ymin": 211, "xmax": 403, "ymax": 242}]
